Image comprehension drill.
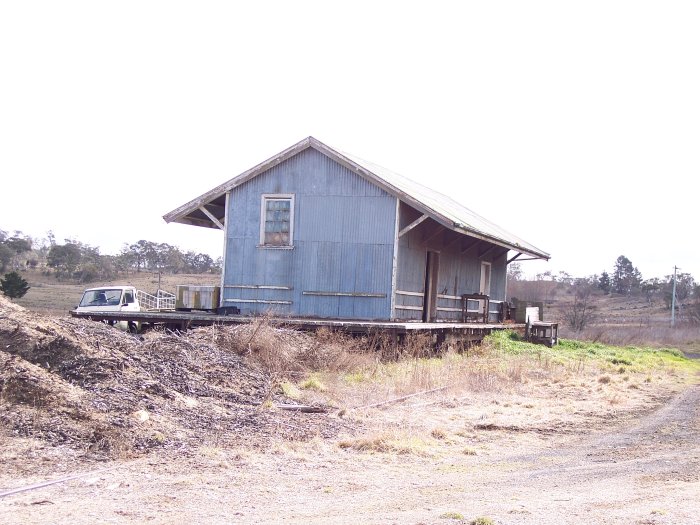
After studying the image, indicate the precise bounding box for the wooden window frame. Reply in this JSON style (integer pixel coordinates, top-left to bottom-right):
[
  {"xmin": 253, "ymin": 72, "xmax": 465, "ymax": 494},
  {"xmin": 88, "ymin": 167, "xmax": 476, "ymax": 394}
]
[
  {"xmin": 259, "ymin": 193, "xmax": 295, "ymax": 248},
  {"xmin": 480, "ymin": 261, "xmax": 492, "ymax": 296}
]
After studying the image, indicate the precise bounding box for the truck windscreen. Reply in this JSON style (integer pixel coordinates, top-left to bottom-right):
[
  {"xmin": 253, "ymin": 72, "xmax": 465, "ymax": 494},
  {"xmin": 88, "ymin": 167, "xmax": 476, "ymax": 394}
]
[{"xmin": 79, "ymin": 289, "xmax": 123, "ymax": 307}]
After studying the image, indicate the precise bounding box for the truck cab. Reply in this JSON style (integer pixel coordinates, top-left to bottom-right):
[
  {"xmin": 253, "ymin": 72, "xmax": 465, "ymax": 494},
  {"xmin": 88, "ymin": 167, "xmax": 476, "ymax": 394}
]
[{"xmin": 76, "ymin": 286, "xmax": 141, "ymax": 330}]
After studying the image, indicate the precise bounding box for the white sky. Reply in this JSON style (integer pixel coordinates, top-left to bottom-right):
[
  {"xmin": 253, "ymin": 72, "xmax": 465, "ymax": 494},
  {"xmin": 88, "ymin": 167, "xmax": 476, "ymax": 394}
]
[{"xmin": 1, "ymin": 1, "xmax": 697, "ymax": 280}]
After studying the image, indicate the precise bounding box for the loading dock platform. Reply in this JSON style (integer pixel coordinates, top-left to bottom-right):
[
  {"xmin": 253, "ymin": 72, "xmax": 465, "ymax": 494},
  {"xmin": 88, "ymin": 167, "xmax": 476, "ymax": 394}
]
[{"xmin": 69, "ymin": 309, "xmax": 524, "ymax": 345}]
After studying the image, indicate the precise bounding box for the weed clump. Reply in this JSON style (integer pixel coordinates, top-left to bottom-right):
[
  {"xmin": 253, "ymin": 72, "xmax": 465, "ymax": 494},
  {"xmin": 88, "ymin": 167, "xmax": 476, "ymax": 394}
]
[
  {"xmin": 300, "ymin": 375, "xmax": 326, "ymax": 391},
  {"xmin": 431, "ymin": 427, "xmax": 448, "ymax": 440},
  {"xmin": 470, "ymin": 518, "xmax": 495, "ymax": 525},
  {"xmin": 439, "ymin": 511, "xmax": 465, "ymax": 520},
  {"xmin": 338, "ymin": 431, "xmax": 431, "ymax": 456},
  {"xmin": 280, "ymin": 381, "xmax": 302, "ymax": 400}
]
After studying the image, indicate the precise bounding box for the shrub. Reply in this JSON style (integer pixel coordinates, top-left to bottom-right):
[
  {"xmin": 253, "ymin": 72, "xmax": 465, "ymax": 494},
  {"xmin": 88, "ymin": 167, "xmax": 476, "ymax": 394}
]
[{"xmin": 1, "ymin": 271, "xmax": 30, "ymax": 300}]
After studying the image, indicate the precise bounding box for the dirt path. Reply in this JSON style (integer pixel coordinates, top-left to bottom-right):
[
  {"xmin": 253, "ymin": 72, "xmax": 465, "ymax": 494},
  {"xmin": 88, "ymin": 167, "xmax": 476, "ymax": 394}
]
[{"xmin": 2, "ymin": 384, "xmax": 699, "ymax": 525}]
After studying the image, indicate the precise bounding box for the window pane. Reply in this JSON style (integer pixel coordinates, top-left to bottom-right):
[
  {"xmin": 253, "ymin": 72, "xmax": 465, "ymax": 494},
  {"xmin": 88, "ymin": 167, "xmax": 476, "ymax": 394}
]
[{"xmin": 263, "ymin": 197, "xmax": 292, "ymax": 246}]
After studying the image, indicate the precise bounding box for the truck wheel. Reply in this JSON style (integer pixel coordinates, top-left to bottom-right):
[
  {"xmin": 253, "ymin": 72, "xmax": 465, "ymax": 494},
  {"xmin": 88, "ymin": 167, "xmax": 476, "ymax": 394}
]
[{"xmin": 127, "ymin": 321, "xmax": 138, "ymax": 334}]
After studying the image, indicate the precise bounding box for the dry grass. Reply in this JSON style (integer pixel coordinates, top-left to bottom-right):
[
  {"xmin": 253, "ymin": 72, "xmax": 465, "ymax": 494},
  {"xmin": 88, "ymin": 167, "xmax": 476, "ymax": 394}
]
[
  {"xmin": 257, "ymin": 324, "xmax": 699, "ymax": 425},
  {"xmin": 214, "ymin": 322, "xmax": 374, "ymax": 378},
  {"xmin": 575, "ymin": 323, "xmax": 700, "ymax": 350},
  {"xmin": 338, "ymin": 428, "xmax": 432, "ymax": 456}
]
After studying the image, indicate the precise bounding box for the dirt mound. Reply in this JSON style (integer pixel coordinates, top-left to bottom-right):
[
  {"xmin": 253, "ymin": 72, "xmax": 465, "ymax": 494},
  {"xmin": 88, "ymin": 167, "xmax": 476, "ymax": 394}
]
[{"xmin": 0, "ymin": 296, "xmax": 342, "ymax": 458}]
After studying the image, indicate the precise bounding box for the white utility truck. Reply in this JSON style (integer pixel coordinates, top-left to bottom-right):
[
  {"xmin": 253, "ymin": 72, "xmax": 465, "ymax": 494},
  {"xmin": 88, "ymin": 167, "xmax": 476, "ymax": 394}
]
[{"xmin": 75, "ymin": 286, "xmax": 176, "ymax": 331}]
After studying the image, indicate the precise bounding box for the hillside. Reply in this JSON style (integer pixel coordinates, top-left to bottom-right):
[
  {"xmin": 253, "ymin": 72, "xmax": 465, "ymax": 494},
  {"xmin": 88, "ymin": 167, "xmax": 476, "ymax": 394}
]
[{"xmin": 509, "ymin": 279, "xmax": 700, "ymax": 355}]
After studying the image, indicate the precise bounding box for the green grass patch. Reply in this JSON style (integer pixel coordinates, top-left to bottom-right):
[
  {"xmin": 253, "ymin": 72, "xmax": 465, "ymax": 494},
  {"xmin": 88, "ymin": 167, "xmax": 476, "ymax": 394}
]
[{"xmin": 484, "ymin": 330, "xmax": 700, "ymax": 375}]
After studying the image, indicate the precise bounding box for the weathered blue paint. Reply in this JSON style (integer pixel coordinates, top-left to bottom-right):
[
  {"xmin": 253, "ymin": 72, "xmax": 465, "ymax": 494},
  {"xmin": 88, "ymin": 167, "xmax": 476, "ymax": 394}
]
[{"xmin": 223, "ymin": 148, "xmax": 396, "ymax": 319}]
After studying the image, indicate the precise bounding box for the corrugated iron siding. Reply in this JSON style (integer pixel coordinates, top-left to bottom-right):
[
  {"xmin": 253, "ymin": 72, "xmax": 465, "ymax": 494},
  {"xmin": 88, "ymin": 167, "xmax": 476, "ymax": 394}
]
[
  {"xmin": 224, "ymin": 148, "xmax": 395, "ymax": 319},
  {"xmin": 394, "ymin": 202, "xmax": 508, "ymax": 321}
]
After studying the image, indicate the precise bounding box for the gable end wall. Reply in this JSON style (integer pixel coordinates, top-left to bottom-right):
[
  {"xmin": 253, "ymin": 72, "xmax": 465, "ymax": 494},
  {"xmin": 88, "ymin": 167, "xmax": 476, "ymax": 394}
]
[{"xmin": 223, "ymin": 148, "xmax": 396, "ymax": 319}]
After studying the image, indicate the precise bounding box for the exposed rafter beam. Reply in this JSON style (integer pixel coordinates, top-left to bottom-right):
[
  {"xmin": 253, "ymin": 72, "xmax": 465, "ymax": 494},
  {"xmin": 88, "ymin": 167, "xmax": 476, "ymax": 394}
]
[
  {"xmin": 398, "ymin": 214, "xmax": 429, "ymax": 237},
  {"xmin": 444, "ymin": 232, "xmax": 463, "ymax": 250},
  {"xmin": 423, "ymin": 224, "xmax": 444, "ymax": 244},
  {"xmin": 199, "ymin": 206, "xmax": 225, "ymax": 230},
  {"xmin": 478, "ymin": 245, "xmax": 497, "ymax": 260},
  {"xmin": 461, "ymin": 238, "xmax": 480, "ymax": 255},
  {"xmin": 493, "ymin": 249, "xmax": 509, "ymax": 262}
]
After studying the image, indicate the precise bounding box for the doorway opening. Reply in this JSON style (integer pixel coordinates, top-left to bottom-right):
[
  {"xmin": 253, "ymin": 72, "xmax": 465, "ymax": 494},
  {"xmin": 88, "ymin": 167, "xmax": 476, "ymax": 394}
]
[{"xmin": 423, "ymin": 251, "xmax": 440, "ymax": 322}]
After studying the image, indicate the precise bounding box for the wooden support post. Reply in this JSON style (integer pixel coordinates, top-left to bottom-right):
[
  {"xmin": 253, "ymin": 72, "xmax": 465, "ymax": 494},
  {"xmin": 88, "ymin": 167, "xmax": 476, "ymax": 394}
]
[{"xmin": 435, "ymin": 330, "xmax": 446, "ymax": 351}]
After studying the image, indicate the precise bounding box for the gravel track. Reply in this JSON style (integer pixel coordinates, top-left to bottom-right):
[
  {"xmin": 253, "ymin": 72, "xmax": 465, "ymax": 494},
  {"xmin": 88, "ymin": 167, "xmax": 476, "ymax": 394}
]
[{"xmin": 3, "ymin": 384, "xmax": 699, "ymax": 525}]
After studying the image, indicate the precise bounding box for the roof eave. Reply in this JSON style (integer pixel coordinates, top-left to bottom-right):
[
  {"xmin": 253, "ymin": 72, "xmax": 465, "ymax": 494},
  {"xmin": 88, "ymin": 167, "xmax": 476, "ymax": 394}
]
[
  {"xmin": 449, "ymin": 223, "xmax": 550, "ymax": 261},
  {"xmin": 163, "ymin": 136, "xmax": 315, "ymax": 225}
]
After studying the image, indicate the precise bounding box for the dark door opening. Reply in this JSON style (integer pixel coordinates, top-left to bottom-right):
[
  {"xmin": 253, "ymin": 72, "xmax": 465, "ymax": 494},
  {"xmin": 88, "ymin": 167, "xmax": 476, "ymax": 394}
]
[{"xmin": 423, "ymin": 251, "xmax": 440, "ymax": 322}]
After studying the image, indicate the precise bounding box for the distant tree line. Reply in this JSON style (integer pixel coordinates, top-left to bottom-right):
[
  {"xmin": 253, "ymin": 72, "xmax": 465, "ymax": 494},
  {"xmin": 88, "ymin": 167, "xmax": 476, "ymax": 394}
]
[
  {"xmin": 0, "ymin": 228, "xmax": 221, "ymax": 283},
  {"xmin": 509, "ymin": 255, "xmax": 697, "ymax": 306},
  {"xmin": 0, "ymin": 229, "xmax": 34, "ymax": 273},
  {"xmin": 508, "ymin": 255, "xmax": 700, "ymax": 330},
  {"xmin": 117, "ymin": 240, "xmax": 221, "ymax": 275},
  {"xmin": 594, "ymin": 255, "xmax": 696, "ymax": 310}
]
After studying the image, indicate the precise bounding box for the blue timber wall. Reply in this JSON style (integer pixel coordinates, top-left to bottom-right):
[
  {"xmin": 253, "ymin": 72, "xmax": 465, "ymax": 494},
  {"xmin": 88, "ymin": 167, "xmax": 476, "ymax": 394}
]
[
  {"xmin": 394, "ymin": 202, "xmax": 508, "ymax": 321},
  {"xmin": 223, "ymin": 147, "xmax": 396, "ymax": 319}
]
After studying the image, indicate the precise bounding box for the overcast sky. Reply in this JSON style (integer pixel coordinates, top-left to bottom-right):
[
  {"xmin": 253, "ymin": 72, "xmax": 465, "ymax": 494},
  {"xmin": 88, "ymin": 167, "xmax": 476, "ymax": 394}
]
[{"xmin": 1, "ymin": 1, "xmax": 697, "ymax": 280}]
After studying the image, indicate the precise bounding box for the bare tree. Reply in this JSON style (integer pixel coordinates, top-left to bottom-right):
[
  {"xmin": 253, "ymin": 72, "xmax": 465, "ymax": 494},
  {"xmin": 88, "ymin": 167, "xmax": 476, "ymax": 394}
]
[{"xmin": 565, "ymin": 281, "xmax": 596, "ymax": 332}]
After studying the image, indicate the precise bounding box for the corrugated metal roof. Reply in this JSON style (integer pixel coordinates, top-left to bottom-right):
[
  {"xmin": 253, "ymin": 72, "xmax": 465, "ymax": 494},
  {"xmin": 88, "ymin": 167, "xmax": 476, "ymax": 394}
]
[
  {"xmin": 163, "ymin": 136, "xmax": 550, "ymax": 260},
  {"xmin": 338, "ymin": 150, "xmax": 549, "ymax": 259}
]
